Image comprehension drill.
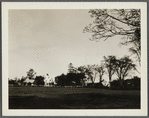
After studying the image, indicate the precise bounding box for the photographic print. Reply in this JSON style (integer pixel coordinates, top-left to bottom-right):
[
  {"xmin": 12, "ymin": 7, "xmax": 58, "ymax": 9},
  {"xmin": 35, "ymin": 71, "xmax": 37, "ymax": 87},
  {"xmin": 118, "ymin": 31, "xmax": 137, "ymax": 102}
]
[{"xmin": 2, "ymin": 2, "xmax": 147, "ymax": 116}]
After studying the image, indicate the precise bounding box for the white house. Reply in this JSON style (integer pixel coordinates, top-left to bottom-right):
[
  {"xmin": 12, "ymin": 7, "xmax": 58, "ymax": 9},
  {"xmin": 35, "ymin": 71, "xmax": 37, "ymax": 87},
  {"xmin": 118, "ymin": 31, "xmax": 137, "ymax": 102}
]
[{"xmin": 44, "ymin": 74, "xmax": 53, "ymax": 87}]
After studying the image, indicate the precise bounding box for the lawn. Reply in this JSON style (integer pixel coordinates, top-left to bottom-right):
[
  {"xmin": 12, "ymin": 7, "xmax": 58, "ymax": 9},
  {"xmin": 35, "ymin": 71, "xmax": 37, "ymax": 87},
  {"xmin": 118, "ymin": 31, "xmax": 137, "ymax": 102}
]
[{"xmin": 9, "ymin": 87, "xmax": 140, "ymax": 109}]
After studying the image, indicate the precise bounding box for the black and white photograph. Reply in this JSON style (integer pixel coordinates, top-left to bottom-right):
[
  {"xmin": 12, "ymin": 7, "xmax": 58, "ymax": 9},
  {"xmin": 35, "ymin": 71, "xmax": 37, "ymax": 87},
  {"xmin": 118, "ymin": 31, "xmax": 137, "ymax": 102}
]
[{"xmin": 2, "ymin": 2, "xmax": 147, "ymax": 116}]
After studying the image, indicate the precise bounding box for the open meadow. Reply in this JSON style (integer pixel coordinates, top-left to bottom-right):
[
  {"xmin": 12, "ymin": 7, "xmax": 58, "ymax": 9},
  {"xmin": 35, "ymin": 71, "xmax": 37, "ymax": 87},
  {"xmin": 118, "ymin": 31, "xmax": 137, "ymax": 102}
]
[{"xmin": 9, "ymin": 87, "xmax": 140, "ymax": 109}]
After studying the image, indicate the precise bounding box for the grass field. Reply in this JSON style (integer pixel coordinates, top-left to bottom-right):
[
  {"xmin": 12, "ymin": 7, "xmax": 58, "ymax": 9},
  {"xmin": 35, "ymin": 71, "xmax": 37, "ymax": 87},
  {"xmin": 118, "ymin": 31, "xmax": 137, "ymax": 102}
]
[{"xmin": 9, "ymin": 87, "xmax": 140, "ymax": 109}]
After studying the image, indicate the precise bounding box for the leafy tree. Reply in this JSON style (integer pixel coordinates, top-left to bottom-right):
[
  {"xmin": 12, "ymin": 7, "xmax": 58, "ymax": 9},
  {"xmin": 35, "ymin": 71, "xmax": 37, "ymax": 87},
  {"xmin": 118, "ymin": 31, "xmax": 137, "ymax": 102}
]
[
  {"xmin": 9, "ymin": 79, "xmax": 15, "ymax": 86},
  {"xmin": 77, "ymin": 66, "xmax": 87, "ymax": 74},
  {"xmin": 68, "ymin": 63, "xmax": 75, "ymax": 73},
  {"xmin": 27, "ymin": 68, "xmax": 36, "ymax": 79},
  {"xmin": 67, "ymin": 63, "xmax": 77, "ymax": 85},
  {"xmin": 34, "ymin": 76, "xmax": 44, "ymax": 86},
  {"xmin": 115, "ymin": 56, "xmax": 136, "ymax": 87},
  {"xmin": 104, "ymin": 56, "xmax": 117, "ymax": 83},
  {"xmin": 9, "ymin": 77, "xmax": 20, "ymax": 86},
  {"xmin": 55, "ymin": 74, "xmax": 67, "ymax": 86},
  {"xmin": 66, "ymin": 73, "xmax": 75, "ymax": 85},
  {"xmin": 84, "ymin": 9, "xmax": 141, "ymax": 65}
]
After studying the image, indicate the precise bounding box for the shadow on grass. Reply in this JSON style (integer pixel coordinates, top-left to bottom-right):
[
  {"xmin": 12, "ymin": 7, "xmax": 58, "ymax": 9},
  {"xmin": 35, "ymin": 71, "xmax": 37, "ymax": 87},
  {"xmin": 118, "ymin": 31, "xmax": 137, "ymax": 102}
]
[{"xmin": 9, "ymin": 93, "xmax": 140, "ymax": 109}]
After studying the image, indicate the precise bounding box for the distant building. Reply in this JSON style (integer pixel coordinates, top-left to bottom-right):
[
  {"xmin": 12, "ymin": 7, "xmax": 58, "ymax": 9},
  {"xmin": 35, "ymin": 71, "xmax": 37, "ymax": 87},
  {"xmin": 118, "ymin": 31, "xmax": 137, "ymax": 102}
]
[
  {"xmin": 23, "ymin": 78, "xmax": 35, "ymax": 86},
  {"xmin": 44, "ymin": 74, "xmax": 54, "ymax": 87}
]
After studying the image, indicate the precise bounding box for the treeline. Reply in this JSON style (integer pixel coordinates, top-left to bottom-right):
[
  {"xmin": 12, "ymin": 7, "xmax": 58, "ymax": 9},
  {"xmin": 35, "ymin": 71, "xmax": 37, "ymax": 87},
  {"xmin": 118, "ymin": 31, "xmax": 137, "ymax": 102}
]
[
  {"xmin": 9, "ymin": 69, "xmax": 46, "ymax": 86},
  {"xmin": 9, "ymin": 75, "xmax": 46, "ymax": 87},
  {"xmin": 55, "ymin": 55, "xmax": 140, "ymax": 89},
  {"xmin": 9, "ymin": 55, "xmax": 140, "ymax": 89}
]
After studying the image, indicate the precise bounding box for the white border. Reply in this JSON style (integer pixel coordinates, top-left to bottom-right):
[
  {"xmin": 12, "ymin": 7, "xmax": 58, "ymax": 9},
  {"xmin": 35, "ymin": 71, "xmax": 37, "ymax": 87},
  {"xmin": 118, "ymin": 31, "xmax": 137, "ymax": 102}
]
[{"xmin": 2, "ymin": 2, "xmax": 147, "ymax": 116}]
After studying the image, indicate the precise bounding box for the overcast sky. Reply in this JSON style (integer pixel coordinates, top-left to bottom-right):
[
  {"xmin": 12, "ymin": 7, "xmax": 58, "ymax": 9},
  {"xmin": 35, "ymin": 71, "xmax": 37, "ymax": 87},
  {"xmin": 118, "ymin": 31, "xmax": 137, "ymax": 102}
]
[{"xmin": 9, "ymin": 10, "xmax": 140, "ymax": 81}]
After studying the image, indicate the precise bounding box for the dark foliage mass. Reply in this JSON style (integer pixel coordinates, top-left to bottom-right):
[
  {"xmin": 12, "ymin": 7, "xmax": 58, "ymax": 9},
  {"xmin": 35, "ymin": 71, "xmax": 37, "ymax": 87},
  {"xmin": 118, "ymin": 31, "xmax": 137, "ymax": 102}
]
[
  {"xmin": 110, "ymin": 76, "xmax": 140, "ymax": 90},
  {"xmin": 34, "ymin": 76, "xmax": 45, "ymax": 86},
  {"xmin": 55, "ymin": 73, "xmax": 85, "ymax": 86}
]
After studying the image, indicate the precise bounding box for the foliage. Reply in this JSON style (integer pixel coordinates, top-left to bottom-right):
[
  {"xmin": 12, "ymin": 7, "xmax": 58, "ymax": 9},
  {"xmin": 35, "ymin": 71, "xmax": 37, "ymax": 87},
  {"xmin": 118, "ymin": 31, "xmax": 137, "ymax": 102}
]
[
  {"xmin": 110, "ymin": 76, "xmax": 140, "ymax": 90},
  {"xmin": 27, "ymin": 68, "xmax": 36, "ymax": 79},
  {"xmin": 84, "ymin": 9, "xmax": 141, "ymax": 64},
  {"xmin": 55, "ymin": 74, "xmax": 67, "ymax": 86},
  {"xmin": 9, "ymin": 79, "xmax": 16, "ymax": 86},
  {"xmin": 34, "ymin": 76, "xmax": 45, "ymax": 86},
  {"xmin": 55, "ymin": 73, "xmax": 85, "ymax": 86},
  {"xmin": 9, "ymin": 78, "xmax": 21, "ymax": 86},
  {"xmin": 124, "ymin": 76, "xmax": 140, "ymax": 90},
  {"xmin": 68, "ymin": 63, "xmax": 77, "ymax": 73},
  {"xmin": 21, "ymin": 76, "xmax": 26, "ymax": 85}
]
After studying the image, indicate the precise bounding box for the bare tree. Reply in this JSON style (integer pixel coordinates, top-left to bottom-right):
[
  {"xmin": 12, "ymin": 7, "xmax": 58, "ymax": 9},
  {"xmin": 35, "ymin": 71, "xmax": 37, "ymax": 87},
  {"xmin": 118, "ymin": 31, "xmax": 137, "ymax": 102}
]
[
  {"xmin": 104, "ymin": 56, "xmax": 117, "ymax": 83},
  {"xmin": 84, "ymin": 9, "xmax": 141, "ymax": 65},
  {"xmin": 115, "ymin": 56, "xmax": 136, "ymax": 87},
  {"xmin": 96, "ymin": 64, "xmax": 105, "ymax": 84},
  {"xmin": 85, "ymin": 65, "xmax": 95, "ymax": 84}
]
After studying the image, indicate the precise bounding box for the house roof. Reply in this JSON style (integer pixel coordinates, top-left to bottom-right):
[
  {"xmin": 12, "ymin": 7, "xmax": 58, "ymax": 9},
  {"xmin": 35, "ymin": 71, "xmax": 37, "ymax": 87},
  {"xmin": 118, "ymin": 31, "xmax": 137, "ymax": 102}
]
[{"xmin": 24, "ymin": 78, "xmax": 34, "ymax": 83}]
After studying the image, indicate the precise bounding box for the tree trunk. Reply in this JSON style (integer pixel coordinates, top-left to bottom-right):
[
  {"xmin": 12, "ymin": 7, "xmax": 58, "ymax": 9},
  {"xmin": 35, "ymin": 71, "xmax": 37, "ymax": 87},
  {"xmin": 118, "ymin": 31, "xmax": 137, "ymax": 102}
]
[
  {"xmin": 109, "ymin": 75, "xmax": 112, "ymax": 89},
  {"xmin": 99, "ymin": 75, "xmax": 102, "ymax": 84},
  {"xmin": 81, "ymin": 79, "xmax": 84, "ymax": 88}
]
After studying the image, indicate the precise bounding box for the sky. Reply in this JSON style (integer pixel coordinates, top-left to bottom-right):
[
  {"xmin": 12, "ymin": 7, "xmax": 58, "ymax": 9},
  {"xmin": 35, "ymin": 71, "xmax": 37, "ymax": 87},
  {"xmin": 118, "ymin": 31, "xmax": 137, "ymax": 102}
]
[{"xmin": 8, "ymin": 10, "xmax": 140, "ymax": 82}]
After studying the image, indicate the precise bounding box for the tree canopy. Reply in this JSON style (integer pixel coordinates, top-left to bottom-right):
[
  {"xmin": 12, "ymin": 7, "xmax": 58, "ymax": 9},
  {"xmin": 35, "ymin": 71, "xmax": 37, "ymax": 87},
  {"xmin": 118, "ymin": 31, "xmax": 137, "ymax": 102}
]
[
  {"xmin": 27, "ymin": 68, "xmax": 36, "ymax": 79},
  {"xmin": 84, "ymin": 9, "xmax": 141, "ymax": 65}
]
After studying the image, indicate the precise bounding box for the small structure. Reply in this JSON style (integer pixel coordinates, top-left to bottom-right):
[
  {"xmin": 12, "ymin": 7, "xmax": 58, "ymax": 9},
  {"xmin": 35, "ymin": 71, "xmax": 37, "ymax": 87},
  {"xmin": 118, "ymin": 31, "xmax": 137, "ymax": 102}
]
[
  {"xmin": 44, "ymin": 74, "xmax": 54, "ymax": 87},
  {"xmin": 23, "ymin": 78, "xmax": 35, "ymax": 86}
]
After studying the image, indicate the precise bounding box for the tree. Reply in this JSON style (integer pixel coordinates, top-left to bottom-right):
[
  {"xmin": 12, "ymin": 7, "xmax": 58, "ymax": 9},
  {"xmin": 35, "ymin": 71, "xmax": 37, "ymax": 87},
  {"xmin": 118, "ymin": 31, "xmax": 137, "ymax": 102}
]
[
  {"xmin": 96, "ymin": 64, "xmax": 105, "ymax": 84},
  {"xmin": 55, "ymin": 73, "xmax": 67, "ymax": 86},
  {"xmin": 10, "ymin": 77, "xmax": 20, "ymax": 86},
  {"xmin": 76, "ymin": 73, "xmax": 86, "ymax": 86},
  {"xmin": 104, "ymin": 56, "xmax": 117, "ymax": 83},
  {"xmin": 84, "ymin": 9, "xmax": 141, "ymax": 64},
  {"xmin": 77, "ymin": 66, "xmax": 87, "ymax": 74},
  {"xmin": 21, "ymin": 76, "xmax": 26, "ymax": 85},
  {"xmin": 68, "ymin": 63, "xmax": 75, "ymax": 73},
  {"xmin": 121, "ymin": 28, "xmax": 141, "ymax": 65},
  {"xmin": 77, "ymin": 66, "xmax": 87, "ymax": 87},
  {"xmin": 85, "ymin": 65, "xmax": 95, "ymax": 84},
  {"xmin": 115, "ymin": 56, "xmax": 136, "ymax": 88},
  {"xmin": 34, "ymin": 76, "xmax": 44, "ymax": 86},
  {"xmin": 27, "ymin": 68, "xmax": 36, "ymax": 79},
  {"xmin": 9, "ymin": 79, "xmax": 15, "ymax": 86},
  {"xmin": 92, "ymin": 64, "xmax": 99, "ymax": 85}
]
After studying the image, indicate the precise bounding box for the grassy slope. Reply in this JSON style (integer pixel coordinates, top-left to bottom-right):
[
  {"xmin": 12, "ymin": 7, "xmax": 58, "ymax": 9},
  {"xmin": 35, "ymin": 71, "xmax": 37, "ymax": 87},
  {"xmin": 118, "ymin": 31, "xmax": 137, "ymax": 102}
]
[{"xmin": 9, "ymin": 87, "xmax": 140, "ymax": 109}]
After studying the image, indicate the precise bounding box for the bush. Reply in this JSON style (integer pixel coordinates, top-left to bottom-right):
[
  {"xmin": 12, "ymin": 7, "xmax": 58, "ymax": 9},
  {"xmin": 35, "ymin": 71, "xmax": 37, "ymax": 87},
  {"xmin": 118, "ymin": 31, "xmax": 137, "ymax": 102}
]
[
  {"xmin": 110, "ymin": 76, "xmax": 140, "ymax": 90},
  {"xmin": 124, "ymin": 76, "xmax": 140, "ymax": 90}
]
